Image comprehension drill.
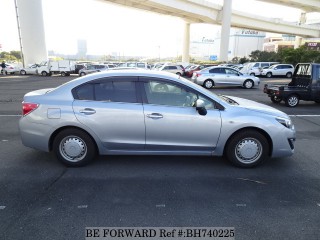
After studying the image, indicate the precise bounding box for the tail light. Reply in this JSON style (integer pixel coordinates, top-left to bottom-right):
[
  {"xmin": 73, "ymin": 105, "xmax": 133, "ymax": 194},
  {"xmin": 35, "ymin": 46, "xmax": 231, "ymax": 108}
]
[
  {"xmin": 22, "ymin": 102, "xmax": 39, "ymax": 116},
  {"xmin": 196, "ymin": 73, "xmax": 202, "ymax": 77}
]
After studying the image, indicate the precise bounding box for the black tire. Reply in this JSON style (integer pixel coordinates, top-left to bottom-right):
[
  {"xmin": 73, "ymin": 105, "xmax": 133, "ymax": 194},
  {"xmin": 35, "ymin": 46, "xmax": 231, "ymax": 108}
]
[
  {"xmin": 61, "ymin": 72, "xmax": 66, "ymax": 77},
  {"xmin": 176, "ymin": 72, "xmax": 181, "ymax": 76},
  {"xmin": 20, "ymin": 70, "xmax": 26, "ymax": 75},
  {"xmin": 286, "ymin": 72, "xmax": 292, "ymax": 78},
  {"xmin": 314, "ymin": 100, "xmax": 320, "ymax": 104},
  {"xmin": 266, "ymin": 72, "xmax": 272, "ymax": 78},
  {"xmin": 203, "ymin": 79, "xmax": 214, "ymax": 89},
  {"xmin": 285, "ymin": 94, "xmax": 299, "ymax": 107},
  {"xmin": 271, "ymin": 96, "xmax": 282, "ymax": 103},
  {"xmin": 41, "ymin": 71, "xmax": 48, "ymax": 76},
  {"xmin": 243, "ymin": 80, "xmax": 254, "ymax": 89},
  {"xmin": 53, "ymin": 128, "xmax": 97, "ymax": 167},
  {"xmin": 80, "ymin": 72, "xmax": 86, "ymax": 76},
  {"xmin": 225, "ymin": 130, "xmax": 269, "ymax": 168},
  {"xmin": 250, "ymin": 73, "xmax": 255, "ymax": 76}
]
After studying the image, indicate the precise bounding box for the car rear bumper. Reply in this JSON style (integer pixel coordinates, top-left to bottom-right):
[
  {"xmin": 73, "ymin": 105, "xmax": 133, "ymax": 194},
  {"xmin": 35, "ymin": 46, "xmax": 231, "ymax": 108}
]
[{"xmin": 19, "ymin": 117, "xmax": 51, "ymax": 152}]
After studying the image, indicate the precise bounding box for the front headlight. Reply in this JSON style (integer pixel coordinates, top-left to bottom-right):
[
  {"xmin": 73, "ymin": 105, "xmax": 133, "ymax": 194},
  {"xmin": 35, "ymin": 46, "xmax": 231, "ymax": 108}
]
[{"xmin": 276, "ymin": 117, "xmax": 294, "ymax": 129}]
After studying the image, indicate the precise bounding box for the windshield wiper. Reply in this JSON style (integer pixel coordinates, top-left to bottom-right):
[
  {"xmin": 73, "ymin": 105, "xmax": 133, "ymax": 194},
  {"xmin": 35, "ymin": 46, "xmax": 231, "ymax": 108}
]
[{"xmin": 219, "ymin": 95, "xmax": 239, "ymax": 105}]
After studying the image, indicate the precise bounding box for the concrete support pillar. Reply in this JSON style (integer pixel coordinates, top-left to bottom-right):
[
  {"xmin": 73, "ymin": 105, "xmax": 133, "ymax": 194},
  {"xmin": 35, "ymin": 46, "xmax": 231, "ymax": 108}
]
[
  {"xmin": 219, "ymin": 0, "xmax": 232, "ymax": 62},
  {"xmin": 16, "ymin": 0, "xmax": 47, "ymax": 65},
  {"xmin": 295, "ymin": 12, "xmax": 306, "ymax": 49},
  {"xmin": 182, "ymin": 22, "xmax": 190, "ymax": 63},
  {"xmin": 294, "ymin": 37, "xmax": 302, "ymax": 49}
]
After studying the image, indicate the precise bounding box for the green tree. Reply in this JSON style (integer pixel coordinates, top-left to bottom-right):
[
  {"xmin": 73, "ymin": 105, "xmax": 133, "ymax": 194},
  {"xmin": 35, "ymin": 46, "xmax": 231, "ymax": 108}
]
[
  {"xmin": 10, "ymin": 51, "xmax": 21, "ymax": 60},
  {"xmin": 239, "ymin": 56, "xmax": 249, "ymax": 64}
]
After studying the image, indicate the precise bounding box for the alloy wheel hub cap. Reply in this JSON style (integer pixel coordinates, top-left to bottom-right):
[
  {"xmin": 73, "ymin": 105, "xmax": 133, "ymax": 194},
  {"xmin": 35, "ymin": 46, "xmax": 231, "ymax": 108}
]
[
  {"xmin": 236, "ymin": 138, "xmax": 261, "ymax": 163},
  {"xmin": 60, "ymin": 137, "xmax": 86, "ymax": 161}
]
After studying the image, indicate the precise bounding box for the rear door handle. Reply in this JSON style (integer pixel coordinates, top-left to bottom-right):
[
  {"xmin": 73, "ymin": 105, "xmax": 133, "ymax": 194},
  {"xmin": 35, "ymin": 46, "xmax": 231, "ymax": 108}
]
[
  {"xmin": 147, "ymin": 113, "xmax": 163, "ymax": 119},
  {"xmin": 79, "ymin": 108, "xmax": 96, "ymax": 115}
]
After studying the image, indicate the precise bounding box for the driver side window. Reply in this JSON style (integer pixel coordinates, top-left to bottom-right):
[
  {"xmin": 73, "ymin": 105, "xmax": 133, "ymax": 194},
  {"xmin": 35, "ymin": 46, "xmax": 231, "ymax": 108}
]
[{"xmin": 144, "ymin": 80, "xmax": 197, "ymax": 107}]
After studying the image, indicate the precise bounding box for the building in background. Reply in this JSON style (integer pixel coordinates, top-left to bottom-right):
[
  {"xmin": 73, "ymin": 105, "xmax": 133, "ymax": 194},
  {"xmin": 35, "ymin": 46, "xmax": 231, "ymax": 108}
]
[
  {"xmin": 191, "ymin": 28, "xmax": 266, "ymax": 61},
  {"xmin": 190, "ymin": 37, "xmax": 215, "ymax": 61},
  {"xmin": 263, "ymin": 34, "xmax": 295, "ymax": 52}
]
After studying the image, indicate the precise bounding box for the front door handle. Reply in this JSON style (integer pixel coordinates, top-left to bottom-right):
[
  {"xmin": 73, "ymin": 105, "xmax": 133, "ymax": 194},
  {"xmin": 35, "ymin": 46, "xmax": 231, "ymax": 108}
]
[
  {"xmin": 79, "ymin": 108, "xmax": 96, "ymax": 115},
  {"xmin": 146, "ymin": 113, "xmax": 163, "ymax": 119}
]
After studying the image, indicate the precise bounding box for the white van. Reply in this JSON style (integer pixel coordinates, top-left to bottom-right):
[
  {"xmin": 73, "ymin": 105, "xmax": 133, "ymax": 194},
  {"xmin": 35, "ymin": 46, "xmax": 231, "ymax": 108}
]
[{"xmin": 240, "ymin": 62, "xmax": 278, "ymax": 76}]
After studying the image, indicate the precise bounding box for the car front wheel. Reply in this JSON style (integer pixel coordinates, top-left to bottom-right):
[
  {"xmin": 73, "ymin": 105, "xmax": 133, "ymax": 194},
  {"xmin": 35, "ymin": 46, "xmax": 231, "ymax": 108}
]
[
  {"xmin": 286, "ymin": 72, "xmax": 292, "ymax": 78},
  {"xmin": 225, "ymin": 130, "xmax": 269, "ymax": 168},
  {"xmin": 53, "ymin": 128, "xmax": 97, "ymax": 167},
  {"xmin": 20, "ymin": 70, "xmax": 26, "ymax": 75},
  {"xmin": 266, "ymin": 72, "xmax": 272, "ymax": 78},
  {"xmin": 243, "ymin": 80, "xmax": 254, "ymax": 89}
]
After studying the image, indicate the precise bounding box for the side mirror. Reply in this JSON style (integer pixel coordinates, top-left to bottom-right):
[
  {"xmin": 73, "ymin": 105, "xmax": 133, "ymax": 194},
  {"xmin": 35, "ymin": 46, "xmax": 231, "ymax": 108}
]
[{"xmin": 195, "ymin": 99, "xmax": 207, "ymax": 116}]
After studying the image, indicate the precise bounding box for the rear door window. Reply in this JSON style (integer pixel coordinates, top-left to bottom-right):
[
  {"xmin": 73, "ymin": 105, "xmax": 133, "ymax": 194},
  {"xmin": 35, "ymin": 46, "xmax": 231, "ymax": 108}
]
[{"xmin": 73, "ymin": 77, "xmax": 138, "ymax": 103}]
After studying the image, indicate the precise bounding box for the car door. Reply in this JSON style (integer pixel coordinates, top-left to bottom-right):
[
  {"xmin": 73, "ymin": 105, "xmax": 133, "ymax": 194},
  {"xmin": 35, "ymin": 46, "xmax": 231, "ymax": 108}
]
[
  {"xmin": 72, "ymin": 77, "xmax": 145, "ymax": 151},
  {"xmin": 140, "ymin": 77, "xmax": 222, "ymax": 152},
  {"xmin": 223, "ymin": 68, "xmax": 243, "ymax": 86},
  {"xmin": 208, "ymin": 67, "xmax": 226, "ymax": 85}
]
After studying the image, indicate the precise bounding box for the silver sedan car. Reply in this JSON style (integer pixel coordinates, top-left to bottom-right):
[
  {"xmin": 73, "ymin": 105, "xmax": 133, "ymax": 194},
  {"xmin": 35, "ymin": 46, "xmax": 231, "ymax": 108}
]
[
  {"xmin": 192, "ymin": 66, "xmax": 260, "ymax": 89},
  {"xmin": 19, "ymin": 70, "xmax": 295, "ymax": 168}
]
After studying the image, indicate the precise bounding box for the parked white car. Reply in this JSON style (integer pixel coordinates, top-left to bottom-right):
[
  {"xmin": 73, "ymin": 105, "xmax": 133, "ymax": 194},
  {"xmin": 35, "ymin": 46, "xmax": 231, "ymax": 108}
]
[
  {"xmin": 260, "ymin": 64, "xmax": 294, "ymax": 78},
  {"xmin": 158, "ymin": 64, "xmax": 183, "ymax": 76},
  {"xmin": 240, "ymin": 62, "xmax": 278, "ymax": 76},
  {"xmin": 20, "ymin": 64, "xmax": 39, "ymax": 75},
  {"xmin": 1, "ymin": 63, "xmax": 20, "ymax": 75}
]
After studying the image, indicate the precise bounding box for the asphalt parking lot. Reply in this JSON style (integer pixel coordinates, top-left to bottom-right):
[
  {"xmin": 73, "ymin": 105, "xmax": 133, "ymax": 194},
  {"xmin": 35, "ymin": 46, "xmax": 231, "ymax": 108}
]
[{"xmin": 0, "ymin": 74, "xmax": 320, "ymax": 240}]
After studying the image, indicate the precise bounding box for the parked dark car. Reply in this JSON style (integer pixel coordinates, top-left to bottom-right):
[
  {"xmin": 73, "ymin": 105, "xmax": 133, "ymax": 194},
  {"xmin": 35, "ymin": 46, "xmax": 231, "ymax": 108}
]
[{"xmin": 264, "ymin": 63, "xmax": 320, "ymax": 107}]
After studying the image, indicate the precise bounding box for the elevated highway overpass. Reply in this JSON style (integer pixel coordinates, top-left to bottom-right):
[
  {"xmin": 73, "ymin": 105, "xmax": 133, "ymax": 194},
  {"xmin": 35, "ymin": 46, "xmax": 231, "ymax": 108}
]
[
  {"xmin": 100, "ymin": 0, "xmax": 320, "ymax": 62},
  {"xmin": 16, "ymin": 0, "xmax": 320, "ymax": 65},
  {"xmin": 101, "ymin": 0, "xmax": 319, "ymax": 37}
]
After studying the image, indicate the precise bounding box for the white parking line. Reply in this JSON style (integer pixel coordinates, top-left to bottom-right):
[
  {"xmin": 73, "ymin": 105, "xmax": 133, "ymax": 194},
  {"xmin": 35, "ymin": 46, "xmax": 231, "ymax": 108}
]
[{"xmin": 0, "ymin": 115, "xmax": 21, "ymax": 117}]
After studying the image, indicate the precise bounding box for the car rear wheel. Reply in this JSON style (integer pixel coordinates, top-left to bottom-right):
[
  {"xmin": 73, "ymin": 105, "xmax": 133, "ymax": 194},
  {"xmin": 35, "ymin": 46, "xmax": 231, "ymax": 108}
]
[
  {"xmin": 61, "ymin": 72, "xmax": 66, "ymax": 77},
  {"xmin": 225, "ymin": 130, "xmax": 269, "ymax": 168},
  {"xmin": 285, "ymin": 94, "xmax": 299, "ymax": 107},
  {"xmin": 266, "ymin": 72, "xmax": 272, "ymax": 78},
  {"xmin": 176, "ymin": 72, "xmax": 181, "ymax": 76},
  {"xmin": 41, "ymin": 71, "xmax": 48, "ymax": 76},
  {"xmin": 243, "ymin": 80, "xmax": 254, "ymax": 89},
  {"xmin": 53, "ymin": 128, "xmax": 97, "ymax": 167},
  {"xmin": 80, "ymin": 72, "xmax": 86, "ymax": 76},
  {"xmin": 286, "ymin": 72, "xmax": 292, "ymax": 78},
  {"xmin": 271, "ymin": 96, "xmax": 282, "ymax": 103},
  {"xmin": 20, "ymin": 70, "xmax": 26, "ymax": 75},
  {"xmin": 250, "ymin": 73, "xmax": 255, "ymax": 76},
  {"xmin": 203, "ymin": 80, "xmax": 214, "ymax": 89}
]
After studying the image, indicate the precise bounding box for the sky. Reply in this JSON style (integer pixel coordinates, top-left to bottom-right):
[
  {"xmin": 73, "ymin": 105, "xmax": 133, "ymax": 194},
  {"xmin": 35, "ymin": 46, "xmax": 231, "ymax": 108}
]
[{"xmin": 1, "ymin": 0, "xmax": 319, "ymax": 58}]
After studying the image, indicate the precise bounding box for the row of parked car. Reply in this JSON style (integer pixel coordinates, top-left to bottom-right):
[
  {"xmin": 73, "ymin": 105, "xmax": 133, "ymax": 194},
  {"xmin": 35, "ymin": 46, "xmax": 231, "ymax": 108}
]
[{"xmin": 240, "ymin": 62, "xmax": 294, "ymax": 78}]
